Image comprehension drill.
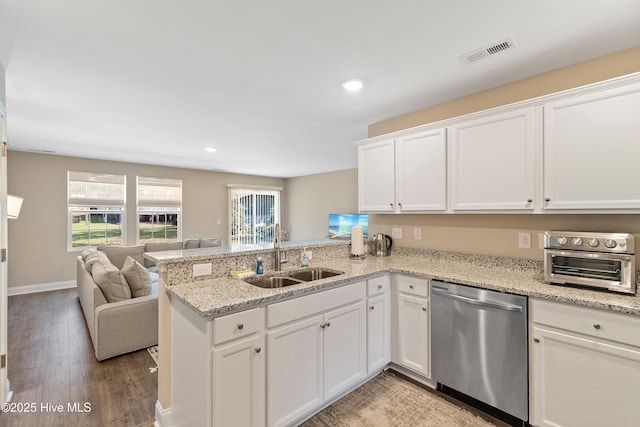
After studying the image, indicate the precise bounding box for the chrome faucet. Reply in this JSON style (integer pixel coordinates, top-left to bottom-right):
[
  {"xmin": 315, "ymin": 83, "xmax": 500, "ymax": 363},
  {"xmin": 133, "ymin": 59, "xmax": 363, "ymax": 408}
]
[{"xmin": 274, "ymin": 223, "xmax": 287, "ymax": 271}]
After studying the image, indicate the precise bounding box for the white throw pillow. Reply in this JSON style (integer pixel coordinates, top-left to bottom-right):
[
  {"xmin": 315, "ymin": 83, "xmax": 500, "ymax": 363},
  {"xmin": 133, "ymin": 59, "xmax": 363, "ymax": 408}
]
[
  {"xmin": 84, "ymin": 250, "xmax": 110, "ymax": 273},
  {"xmin": 91, "ymin": 258, "xmax": 131, "ymax": 302},
  {"xmin": 121, "ymin": 256, "xmax": 152, "ymax": 298}
]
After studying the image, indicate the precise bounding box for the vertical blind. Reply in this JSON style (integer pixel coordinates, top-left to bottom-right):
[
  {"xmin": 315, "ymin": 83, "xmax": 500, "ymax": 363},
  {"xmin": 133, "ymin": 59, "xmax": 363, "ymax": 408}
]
[
  {"xmin": 137, "ymin": 176, "xmax": 182, "ymax": 208},
  {"xmin": 68, "ymin": 171, "xmax": 125, "ymax": 206},
  {"xmin": 229, "ymin": 186, "xmax": 281, "ymax": 246}
]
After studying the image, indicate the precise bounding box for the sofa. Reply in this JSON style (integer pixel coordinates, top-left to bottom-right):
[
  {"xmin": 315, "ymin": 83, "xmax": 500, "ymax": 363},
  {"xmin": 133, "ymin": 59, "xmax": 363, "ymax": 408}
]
[{"xmin": 77, "ymin": 238, "xmax": 222, "ymax": 360}]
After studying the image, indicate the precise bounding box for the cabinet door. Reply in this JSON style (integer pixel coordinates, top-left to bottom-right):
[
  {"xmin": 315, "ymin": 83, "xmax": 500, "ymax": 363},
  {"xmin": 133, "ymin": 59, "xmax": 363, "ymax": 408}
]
[
  {"xmin": 531, "ymin": 326, "xmax": 640, "ymax": 427},
  {"xmin": 358, "ymin": 138, "xmax": 396, "ymax": 212},
  {"xmin": 266, "ymin": 315, "xmax": 323, "ymax": 427},
  {"xmin": 367, "ymin": 293, "xmax": 390, "ymax": 373},
  {"xmin": 323, "ymin": 301, "xmax": 367, "ymax": 400},
  {"xmin": 449, "ymin": 108, "xmax": 535, "ymax": 211},
  {"xmin": 395, "ymin": 129, "xmax": 447, "ymax": 212},
  {"xmin": 212, "ymin": 334, "xmax": 265, "ymax": 427},
  {"xmin": 543, "ymin": 83, "xmax": 640, "ymax": 210},
  {"xmin": 397, "ymin": 293, "xmax": 430, "ymax": 377}
]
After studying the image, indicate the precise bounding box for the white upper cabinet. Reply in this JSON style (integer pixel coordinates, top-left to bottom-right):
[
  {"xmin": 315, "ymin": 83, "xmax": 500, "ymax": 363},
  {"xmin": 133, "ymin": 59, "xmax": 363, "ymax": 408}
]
[
  {"xmin": 448, "ymin": 107, "xmax": 535, "ymax": 211},
  {"xmin": 543, "ymin": 82, "xmax": 640, "ymax": 211},
  {"xmin": 395, "ymin": 129, "xmax": 447, "ymax": 212},
  {"xmin": 358, "ymin": 129, "xmax": 447, "ymax": 213},
  {"xmin": 358, "ymin": 138, "xmax": 396, "ymax": 212}
]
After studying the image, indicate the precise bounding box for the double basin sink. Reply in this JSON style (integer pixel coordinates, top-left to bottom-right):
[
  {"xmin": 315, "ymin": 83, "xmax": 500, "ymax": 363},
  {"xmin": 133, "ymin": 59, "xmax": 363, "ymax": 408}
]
[{"xmin": 245, "ymin": 268, "xmax": 344, "ymax": 289}]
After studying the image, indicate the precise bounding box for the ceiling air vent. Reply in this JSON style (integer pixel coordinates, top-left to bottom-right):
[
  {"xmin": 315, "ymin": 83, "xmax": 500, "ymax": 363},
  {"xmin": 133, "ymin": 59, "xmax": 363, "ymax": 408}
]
[{"xmin": 459, "ymin": 37, "xmax": 517, "ymax": 64}]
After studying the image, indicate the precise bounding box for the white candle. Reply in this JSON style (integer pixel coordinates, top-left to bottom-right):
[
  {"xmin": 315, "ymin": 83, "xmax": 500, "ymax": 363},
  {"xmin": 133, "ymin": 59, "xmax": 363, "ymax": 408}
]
[{"xmin": 351, "ymin": 226, "xmax": 364, "ymax": 255}]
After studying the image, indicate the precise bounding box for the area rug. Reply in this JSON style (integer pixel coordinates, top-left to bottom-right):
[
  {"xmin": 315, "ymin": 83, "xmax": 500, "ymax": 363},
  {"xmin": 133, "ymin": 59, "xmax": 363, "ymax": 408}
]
[
  {"xmin": 147, "ymin": 346, "xmax": 159, "ymax": 373},
  {"xmin": 301, "ymin": 371, "xmax": 496, "ymax": 427}
]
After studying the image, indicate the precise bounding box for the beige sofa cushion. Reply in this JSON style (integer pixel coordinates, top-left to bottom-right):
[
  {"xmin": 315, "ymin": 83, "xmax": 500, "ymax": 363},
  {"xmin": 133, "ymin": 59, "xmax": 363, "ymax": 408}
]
[
  {"xmin": 183, "ymin": 239, "xmax": 200, "ymax": 249},
  {"xmin": 121, "ymin": 256, "xmax": 152, "ymax": 298},
  {"xmin": 85, "ymin": 250, "xmax": 111, "ymax": 273},
  {"xmin": 200, "ymin": 237, "xmax": 223, "ymax": 248},
  {"xmin": 97, "ymin": 245, "xmax": 144, "ymax": 269},
  {"xmin": 91, "ymin": 258, "xmax": 131, "ymax": 303}
]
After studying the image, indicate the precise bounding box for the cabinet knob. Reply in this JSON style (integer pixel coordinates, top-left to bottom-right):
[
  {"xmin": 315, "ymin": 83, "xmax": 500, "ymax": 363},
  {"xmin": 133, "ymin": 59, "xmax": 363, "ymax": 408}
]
[
  {"xmin": 409, "ymin": 284, "xmax": 414, "ymax": 289},
  {"xmin": 326, "ymin": 322, "xmax": 331, "ymax": 327},
  {"xmin": 593, "ymin": 323, "xmax": 601, "ymax": 330},
  {"xmin": 544, "ymin": 197, "xmax": 551, "ymax": 202},
  {"xmin": 369, "ymin": 306, "xmax": 375, "ymax": 311},
  {"xmin": 237, "ymin": 323, "xmax": 244, "ymax": 330},
  {"xmin": 255, "ymin": 347, "xmax": 262, "ymax": 354},
  {"xmin": 534, "ymin": 338, "xmax": 540, "ymax": 343},
  {"xmin": 398, "ymin": 202, "xmax": 403, "ymax": 208},
  {"xmin": 320, "ymin": 323, "xmax": 326, "ymax": 329},
  {"xmin": 390, "ymin": 203, "xmax": 394, "ymax": 209},
  {"xmin": 527, "ymin": 199, "xmax": 533, "ymax": 203},
  {"xmin": 377, "ymin": 284, "xmax": 382, "ymax": 289},
  {"xmin": 421, "ymin": 307, "xmax": 426, "ymax": 312}
]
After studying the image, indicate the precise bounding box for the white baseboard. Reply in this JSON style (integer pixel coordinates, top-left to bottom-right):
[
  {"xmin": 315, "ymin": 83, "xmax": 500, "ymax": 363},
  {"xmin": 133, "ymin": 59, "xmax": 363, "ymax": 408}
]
[
  {"xmin": 154, "ymin": 400, "xmax": 172, "ymax": 427},
  {"xmin": 7, "ymin": 280, "xmax": 76, "ymax": 296}
]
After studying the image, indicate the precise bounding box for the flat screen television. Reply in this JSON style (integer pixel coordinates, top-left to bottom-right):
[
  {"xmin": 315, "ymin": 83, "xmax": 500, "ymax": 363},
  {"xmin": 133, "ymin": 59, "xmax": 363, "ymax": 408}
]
[{"xmin": 328, "ymin": 213, "xmax": 368, "ymax": 239}]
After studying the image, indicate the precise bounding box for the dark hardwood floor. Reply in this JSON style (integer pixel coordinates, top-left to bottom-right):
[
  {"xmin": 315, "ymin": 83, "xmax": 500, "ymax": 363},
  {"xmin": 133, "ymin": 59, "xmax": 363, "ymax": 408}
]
[{"xmin": 2, "ymin": 289, "xmax": 157, "ymax": 427}]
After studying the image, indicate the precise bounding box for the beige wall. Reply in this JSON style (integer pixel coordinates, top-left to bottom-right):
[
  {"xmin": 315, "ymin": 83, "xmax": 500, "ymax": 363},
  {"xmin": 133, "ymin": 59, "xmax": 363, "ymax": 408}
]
[
  {"xmin": 0, "ymin": 62, "xmax": 5, "ymax": 106},
  {"xmin": 370, "ymin": 46, "xmax": 640, "ymax": 137},
  {"xmin": 285, "ymin": 168, "xmax": 358, "ymax": 241},
  {"xmin": 6, "ymin": 151, "xmax": 286, "ymax": 288},
  {"xmin": 363, "ymin": 46, "xmax": 640, "ymax": 261}
]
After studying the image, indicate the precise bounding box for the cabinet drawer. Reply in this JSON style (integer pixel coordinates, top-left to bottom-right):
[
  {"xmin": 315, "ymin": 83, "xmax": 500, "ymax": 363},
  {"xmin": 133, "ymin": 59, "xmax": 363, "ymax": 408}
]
[
  {"xmin": 531, "ymin": 298, "xmax": 640, "ymax": 348},
  {"xmin": 367, "ymin": 276, "xmax": 390, "ymax": 297},
  {"xmin": 213, "ymin": 307, "xmax": 263, "ymax": 346},
  {"xmin": 267, "ymin": 281, "xmax": 365, "ymax": 328},
  {"xmin": 395, "ymin": 275, "xmax": 429, "ymax": 298}
]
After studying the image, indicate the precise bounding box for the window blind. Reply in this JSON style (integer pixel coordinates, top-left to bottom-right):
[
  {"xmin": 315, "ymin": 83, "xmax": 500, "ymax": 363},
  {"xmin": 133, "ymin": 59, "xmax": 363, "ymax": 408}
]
[
  {"xmin": 68, "ymin": 171, "xmax": 125, "ymax": 206},
  {"xmin": 137, "ymin": 177, "xmax": 182, "ymax": 208},
  {"xmin": 229, "ymin": 186, "xmax": 280, "ymax": 246}
]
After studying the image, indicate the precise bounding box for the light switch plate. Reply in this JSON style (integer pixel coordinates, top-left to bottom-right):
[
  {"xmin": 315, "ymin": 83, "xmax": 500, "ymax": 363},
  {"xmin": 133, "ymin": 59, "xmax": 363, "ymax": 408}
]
[
  {"xmin": 413, "ymin": 228, "xmax": 422, "ymax": 240},
  {"xmin": 392, "ymin": 227, "xmax": 403, "ymax": 239},
  {"xmin": 518, "ymin": 232, "xmax": 531, "ymax": 249},
  {"xmin": 193, "ymin": 263, "xmax": 213, "ymax": 277}
]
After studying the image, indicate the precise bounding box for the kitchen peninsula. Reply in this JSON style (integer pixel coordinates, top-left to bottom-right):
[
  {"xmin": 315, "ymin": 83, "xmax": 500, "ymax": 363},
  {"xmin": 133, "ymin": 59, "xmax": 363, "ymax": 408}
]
[{"xmin": 147, "ymin": 240, "xmax": 640, "ymax": 427}]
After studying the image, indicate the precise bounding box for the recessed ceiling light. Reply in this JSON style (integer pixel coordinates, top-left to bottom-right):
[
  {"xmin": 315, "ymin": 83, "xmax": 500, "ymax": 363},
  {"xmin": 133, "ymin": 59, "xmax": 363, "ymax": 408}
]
[
  {"xmin": 205, "ymin": 147, "xmax": 217, "ymax": 153},
  {"xmin": 342, "ymin": 78, "xmax": 364, "ymax": 92}
]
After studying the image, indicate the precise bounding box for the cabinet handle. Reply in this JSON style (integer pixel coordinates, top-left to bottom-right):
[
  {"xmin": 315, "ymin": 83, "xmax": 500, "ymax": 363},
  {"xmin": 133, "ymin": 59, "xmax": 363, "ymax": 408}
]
[
  {"xmin": 255, "ymin": 347, "xmax": 262, "ymax": 354},
  {"xmin": 544, "ymin": 197, "xmax": 551, "ymax": 202},
  {"xmin": 237, "ymin": 323, "xmax": 244, "ymax": 330},
  {"xmin": 533, "ymin": 338, "xmax": 540, "ymax": 343},
  {"xmin": 527, "ymin": 199, "xmax": 533, "ymax": 203},
  {"xmin": 593, "ymin": 323, "xmax": 601, "ymax": 330},
  {"xmin": 369, "ymin": 306, "xmax": 375, "ymax": 311},
  {"xmin": 377, "ymin": 284, "xmax": 382, "ymax": 289},
  {"xmin": 421, "ymin": 307, "xmax": 426, "ymax": 312}
]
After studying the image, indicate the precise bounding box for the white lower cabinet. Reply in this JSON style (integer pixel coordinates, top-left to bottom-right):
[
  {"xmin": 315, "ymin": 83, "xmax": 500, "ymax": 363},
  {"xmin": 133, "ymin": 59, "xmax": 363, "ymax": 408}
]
[
  {"xmin": 530, "ymin": 299, "xmax": 640, "ymax": 427},
  {"xmin": 392, "ymin": 275, "xmax": 430, "ymax": 377},
  {"xmin": 171, "ymin": 301, "xmax": 265, "ymax": 427},
  {"xmin": 266, "ymin": 282, "xmax": 367, "ymax": 427},
  {"xmin": 366, "ymin": 276, "xmax": 391, "ymax": 373}
]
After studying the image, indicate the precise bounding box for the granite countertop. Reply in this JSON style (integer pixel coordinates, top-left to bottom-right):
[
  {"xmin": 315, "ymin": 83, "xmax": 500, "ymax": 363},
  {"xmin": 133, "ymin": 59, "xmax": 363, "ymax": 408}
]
[{"xmin": 165, "ymin": 253, "xmax": 640, "ymax": 318}]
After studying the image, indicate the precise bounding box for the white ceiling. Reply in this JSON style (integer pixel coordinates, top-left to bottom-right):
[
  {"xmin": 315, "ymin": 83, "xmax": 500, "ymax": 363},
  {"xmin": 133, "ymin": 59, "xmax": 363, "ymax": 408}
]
[{"xmin": 0, "ymin": 1, "xmax": 638, "ymax": 178}]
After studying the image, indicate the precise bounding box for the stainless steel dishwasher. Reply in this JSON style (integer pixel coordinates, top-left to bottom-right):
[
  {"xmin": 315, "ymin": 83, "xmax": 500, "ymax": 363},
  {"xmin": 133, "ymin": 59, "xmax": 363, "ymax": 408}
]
[{"xmin": 431, "ymin": 280, "xmax": 528, "ymax": 426}]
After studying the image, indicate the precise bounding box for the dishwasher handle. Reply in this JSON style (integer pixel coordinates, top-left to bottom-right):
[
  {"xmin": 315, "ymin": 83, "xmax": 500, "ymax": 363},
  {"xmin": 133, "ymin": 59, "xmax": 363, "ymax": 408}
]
[{"xmin": 431, "ymin": 287, "xmax": 523, "ymax": 313}]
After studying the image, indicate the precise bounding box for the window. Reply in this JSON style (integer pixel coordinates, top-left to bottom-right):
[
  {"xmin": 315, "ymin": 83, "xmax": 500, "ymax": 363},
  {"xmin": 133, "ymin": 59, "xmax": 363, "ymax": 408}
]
[
  {"xmin": 229, "ymin": 185, "xmax": 281, "ymax": 246},
  {"xmin": 137, "ymin": 176, "xmax": 182, "ymax": 243},
  {"xmin": 68, "ymin": 171, "xmax": 126, "ymax": 250}
]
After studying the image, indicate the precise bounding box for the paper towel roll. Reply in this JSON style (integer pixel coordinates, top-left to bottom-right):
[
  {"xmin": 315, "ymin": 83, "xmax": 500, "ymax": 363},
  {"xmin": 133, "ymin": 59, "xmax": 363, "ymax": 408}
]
[{"xmin": 351, "ymin": 226, "xmax": 364, "ymax": 255}]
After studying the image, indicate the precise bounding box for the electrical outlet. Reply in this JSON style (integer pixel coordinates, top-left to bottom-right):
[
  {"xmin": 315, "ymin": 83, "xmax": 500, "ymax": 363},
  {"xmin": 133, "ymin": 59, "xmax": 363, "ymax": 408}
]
[
  {"xmin": 193, "ymin": 263, "xmax": 213, "ymax": 277},
  {"xmin": 518, "ymin": 232, "xmax": 531, "ymax": 249},
  {"xmin": 414, "ymin": 228, "xmax": 422, "ymax": 240},
  {"xmin": 392, "ymin": 227, "xmax": 403, "ymax": 239}
]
